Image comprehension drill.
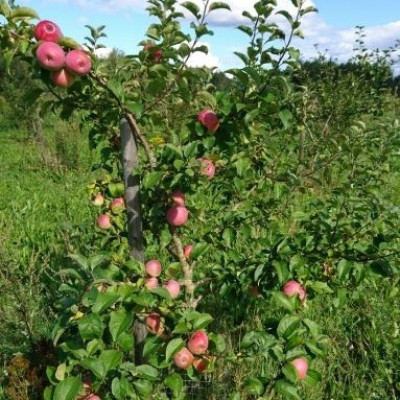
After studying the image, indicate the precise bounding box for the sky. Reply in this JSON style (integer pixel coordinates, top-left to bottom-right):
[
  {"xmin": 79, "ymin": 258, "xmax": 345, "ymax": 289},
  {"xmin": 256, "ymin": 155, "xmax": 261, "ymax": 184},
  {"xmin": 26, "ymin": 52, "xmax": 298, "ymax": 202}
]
[{"xmin": 16, "ymin": 0, "xmax": 400, "ymax": 73}]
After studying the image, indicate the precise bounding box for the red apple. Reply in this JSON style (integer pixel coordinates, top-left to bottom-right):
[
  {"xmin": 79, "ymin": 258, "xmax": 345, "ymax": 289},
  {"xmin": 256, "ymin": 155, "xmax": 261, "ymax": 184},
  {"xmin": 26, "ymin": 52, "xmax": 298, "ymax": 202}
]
[
  {"xmin": 145, "ymin": 260, "xmax": 162, "ymax": 277},
  {"xmin": 143, "ymin": 42, "xmax": 162, "ymax": 62},
  {"xmin": 282, "ymin": 280, "xmax": 306, "ymax": 301},
  {"xmin": 164, "ymin": 280, "xmax": 180, "ymax": 299},
  {"xmin": 146, "ymin": 313, "xmax": 164, "ymax": 335},
  {"xmin": 249, "ymin": 285, "xmax": 260, "ymax": 298},
  {"xmin": 65, "ymin": 49, "xmax": 92, "ymax": 76},
  {"xmin": 34, "ymin": 20, "xmax": 63, "ymax": 42},
  {"xmin": 50, "ymin": 68, "xmax": 75, "ymax": 88},
  {"xmin": 145, "ymin": 277, "xmax": 159, "ymax": 290},
  {"xmin": 97, "ymin": 214, "xmax": 111, "ymax": 230},
  {"xmin": 91, "ymin": 193, "xmax": 104, "ymax": 206},
  {"xmin": 290, "ymin": 356, "xmax": 308, "ymax": 380},
  {"xmin": 183, "ymin": 244, "xmax": 193, "ymax": 259},
  {"xmin": 166, "ymin": 205, "xmax": 189, "ymax": 227},
  {"xmin": 187, "ymin": 330, "xmax": 209, "ymax": 355},
  {"xmin": 197, "ymin": 109, "xmax": 219, "ymax": 132},
  {"xmin": 192, "ymin": 356, "xmax": 210, "ymax": 373},
  {"xmin": 153, "ymin": 49, "xmax": 162, "ymax": 63},
  {"xmin": 111, "ymin": 197, "xmax": 125, "ymax": 214},
  {"xmin": 199, "ymin": 158, "xmax": 215, "ymax": 179},
  {"xmin": 171, "ymin": 190, "xmax": 185, "ymax": 206},
  {"xmin": 173, "ymin": 347, "xmax": 194, "ymax": 370},
  {"xmin": 36, "ymin": 41, "xmax": 65, "ymax": 71}
]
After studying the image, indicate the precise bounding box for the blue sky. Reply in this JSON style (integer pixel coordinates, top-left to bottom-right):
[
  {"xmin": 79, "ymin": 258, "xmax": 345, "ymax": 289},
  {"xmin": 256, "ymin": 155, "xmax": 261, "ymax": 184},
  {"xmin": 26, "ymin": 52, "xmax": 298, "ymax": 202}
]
[{"xmin": 19, "ymin": 0, "xmax": 400, "ymax": 72}]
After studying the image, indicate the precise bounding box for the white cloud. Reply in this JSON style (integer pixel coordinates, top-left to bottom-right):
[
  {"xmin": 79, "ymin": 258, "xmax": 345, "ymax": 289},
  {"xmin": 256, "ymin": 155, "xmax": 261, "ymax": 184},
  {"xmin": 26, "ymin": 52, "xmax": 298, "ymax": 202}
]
[{"xmin": 186, "ymin": 42, "xmax": 221, "ymax": 68}]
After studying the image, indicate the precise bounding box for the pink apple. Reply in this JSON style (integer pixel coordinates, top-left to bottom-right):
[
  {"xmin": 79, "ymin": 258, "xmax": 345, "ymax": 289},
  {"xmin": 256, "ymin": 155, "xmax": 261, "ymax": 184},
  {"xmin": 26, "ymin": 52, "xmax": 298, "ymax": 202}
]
[
  {"xmin": 97, "ymin": 214, "xmax": 111, "ymax": 230},
  {"xmin": 145, "ymin": 260, "xmax": 162, "ymax": 277},
  {"xmin": 173, "ymin": 347, "xmax": 194, "ymax": 370},
  {"xmin": 192, "ymin": 356, "xmax": 210, "ymax": 373},
  {"xmin": 85, "ymin": 396, "xmax": 101, "ymax": 400},
  {"xmin": 146, "ymin": 313, "xmax": 164, "ymax": 335},
  {"xmin": 164, "ymin": 280, "xmax": 180, "ymax": 299},
  {"xmin": 145, "ymin": 277, "xmax": 159, "ymax": 290},
  {"xmin": 91, "ymin": 194, "xmax": 105, "ymax": 207},
  {"xmin": 199, "ymin": 158, "xmax": 215, "ymax": 179},
  {"xmin": 197, "ymin": 109, "xmax": 219, "ymax": 132},
  {"xmin": 111, "ymin": 197, "xmax": 125, "ymax": 213},
  {"xmin": 171, "ymin": 190, "xmax": 185, "ymax": 206},
  {"xmin": 290, "ymin": 356, "xmax": 308, "ymax": 380},
  {"xmin": 36, "ymin": 41, "xmax": 65, "ymax": 71},
  {"xmin": 282, "ymin": 280, "xmax": 306, "ymax": 301},
  {"xmin": 65, "ymin": 49, "xmax": 92, "ymax": 76},
  {"xmin": 183, "ymin": 244, "xmax": 193, "ymax": 259},
  {"xmin": 187, "ymin": 330, "xmax": 209, "ymax": 355},
  {"xmin": 50, "ymin": 68, "xmax": 75, "ymax": 88},
  {"xmin": 153, "ymin": 49, "xmax": 162, "ymax": 63},
  {"xmin": 166, "ymin": 205, "xmax": 189, "ymax": 227},
  {"xmin": 34, "ymin": 20, "xmax": 63, "ymax": 42}
]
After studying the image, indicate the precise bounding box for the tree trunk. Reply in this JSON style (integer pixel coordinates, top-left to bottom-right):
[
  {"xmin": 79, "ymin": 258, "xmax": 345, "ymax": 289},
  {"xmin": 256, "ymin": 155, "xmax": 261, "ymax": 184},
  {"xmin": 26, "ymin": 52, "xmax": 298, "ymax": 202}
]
[{"xmin": 120, "ymin": 118, "xmax": 147, "ymax": 363}]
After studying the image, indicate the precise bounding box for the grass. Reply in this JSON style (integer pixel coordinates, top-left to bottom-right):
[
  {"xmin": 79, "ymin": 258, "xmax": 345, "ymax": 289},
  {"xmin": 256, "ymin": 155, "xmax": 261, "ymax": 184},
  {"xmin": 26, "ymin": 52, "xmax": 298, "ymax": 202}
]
[{"xmin": 0, "ymin": 127, "xmax": 97, "ymax": 378}]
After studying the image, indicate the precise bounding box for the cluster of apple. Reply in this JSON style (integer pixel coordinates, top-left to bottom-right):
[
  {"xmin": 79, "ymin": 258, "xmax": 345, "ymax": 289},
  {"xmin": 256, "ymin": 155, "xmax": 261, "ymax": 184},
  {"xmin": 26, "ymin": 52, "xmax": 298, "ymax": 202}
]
[
  {"xmin": 91, "ymin": 193, "xmax": 125, "ymax": 230},
  {"xmin": 143, "ymin": 259, "xmax": 181, "ymax": 298},
  {"xmin": 33, "ymin": 20, "xmax": 92, "ymax": 88},
  {"xmin": 142, "ymin": 41, "xmax": 163, "ymax": 63},
  {"xmin": 282, "ymin": 280, "xmax": 309, "ymax": 380},
  {"xmin": 165, "ymin": 110, "xmax": 220, "ymax": 228},
  {"xmin": 146, "ymin": 312, "xmax": 211, "ymax": 372}
]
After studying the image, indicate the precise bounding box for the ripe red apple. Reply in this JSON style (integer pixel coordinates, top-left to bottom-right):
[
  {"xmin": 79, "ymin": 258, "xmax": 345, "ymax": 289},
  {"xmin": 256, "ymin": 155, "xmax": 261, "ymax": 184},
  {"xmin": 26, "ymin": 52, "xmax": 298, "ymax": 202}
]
[
  {"xmin": 34, "ymin": 20, "xmax": 63, "ymax": 42},
  {"xmin": 97, "ymin": 214, "xmax": 111, "ymax": 230},
  {"xmin": 290, "ymin": 356, "xmax": 308, "ymax": 380},
  {"xmin": 197, "ymin": 109, "xmax": 220, "ymax": 132},
  {"xmin": 91, "ymin": 193, "xmax": 104, "ymax": 206},
  {"xmin": 248, "ymin": 285, "xmax": 260, "ymax": 298},
  {"xmin": 50, "ymin": 68, "xmax": 75, "ymax": 88},
  {"xmin": 145, "ymin": 260, "xmax": 162, "ymax": 277},
  {"xmin": 143, "ymin": 42, "xmax": 162, "ymax": 62},
  {"xmin": 187, "ymin": 330, "xmax": 209, "ymax": 355},
  {"xmin": 36, "ymin": 41, "xmax": 65, "ymax": 71},
  {"xmin": 173, "ymin": 347, "xmax": 194, "ymax": 370},
  {"xmin": 192, "ymin": 356, "xmax": 210, "ymax": 373},
  {"xmin": 183, "ymin": 244, "xmax": 193, "ymax": 259},
  {"xmin": 111, "ymin": 197, "xmax": 125, "ymax": 213},
  {"xmin": 171, "ymin": 190, "xmax": 185, "ymax": 206},
  {"xmin": 146, "ymin": 313, "xmax": 164, "ymax": 335},
  {"xmin": 199, "ymin": 158, "xmax": 215, "ymax": 179},
  {"xmin": 85, "ymin": 395, "xmax": 101, "ymax": 400},
  {"xmin": 65, "ymin": 49, "xmax": 92, "ymax": 76},
  {"xmin": 282, "ymin": 280, "xmax": 306, "ymax": 301},
  {"xmin": 166, "ymin": 205, "xmax": 189, "ymax": 227},
  {"xmin": 145, "ymin": 277, "xmax": 159, "ymax": 290},
  {"xmin": 164, "ymin": 280, "xmax": 180, "ymax": 299}
]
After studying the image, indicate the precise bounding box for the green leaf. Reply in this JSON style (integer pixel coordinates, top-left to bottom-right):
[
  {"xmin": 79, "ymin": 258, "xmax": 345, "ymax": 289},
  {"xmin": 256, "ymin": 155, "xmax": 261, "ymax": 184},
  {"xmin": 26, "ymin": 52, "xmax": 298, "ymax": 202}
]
[
  {"xmin": 304, "ymin": 369, "xmax": 322, "ymax": 387},
  {"xmin": 9, "ymin": 6, "xmax": 39, "ymax": 20},
  {"xmin": 117, "ymin": 332, "xmax": 135, "ymax": 351},
  {"xmin": 181, "ymin": 1, "xmax": 201, "ymax": 19},
  {"xmin": 143, "ymin": 335, "xmax": 162, "ymax": 358},
  {"xmin": 209, "ymin": 2, "xmax": 231, "ymax": 12},
  {"xmin": 283, "ymin": 363, "xmax": 299, "ymax": 384},
  {"xmin": 78, "ymin": 313, "xmax": 103, "ymax": 340},
  {"xmin": 209, "ymin": 332, "xmax": 226, "ymax": 353},
  {"xmin": 99, "ymin": 350, "xmax": 123, "ymax": 373},
  {"xmin": 237, "ymin": 25, "xmax": 253, "ymax": 36},
  {"xmin": 80, "ymin": 357, "xmax": 106, "ymax": 379},
  {"xmin": 243, "ymin": 377, "xmax": 264, "ymax": 396},
  {"xmin": 53, "ymin": 377, "xmax": 82, "ymax": 400},
  {"xmin": 109, "ymin": 308, "xmax": 134, "ymax": 342},
  {"xmin": 337, "ymin": 259, "xmax": 352, "ymax": 279},
  {"xmin": 54, "ymin": 363, "xmax": 66, "ymax": 381},
  {"xmin": 272, "ymin": 292, "xmax": 297, "ymax": 311},
  {"xmin": 192, "ymin": 313, "xmax": 213, "ymax": 330},
  {"xmin": 190, "ymin": 242, "xmax": 211, "ymax": 260},
  {"xmin": 164, "ymin": 373, "xmax": 184, "ymax": 397},
  {"xmin": 277, "ymin": 315, "xmax": 302, "ymax": 339},
  {"xmin": 92, "ymin": 291, "xmax": 120, "ymax": 313},
  {"xmin": 143, "ymin": 171, "xmax": 164, "ymax": 189},
  {"xmin": 135, "ymin": 364, "xmax": 159, "ymax": 380},
  {"xmin": 166, "ymin": 337, "xmax": 185, "ymax": 361},
  {"xmin": 57, "ymin": 36, "xmax": 82, "ymax": 50},
  {"xmin": 274, "ymin": 379, "xmax": 300, "ymax": 400}
]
